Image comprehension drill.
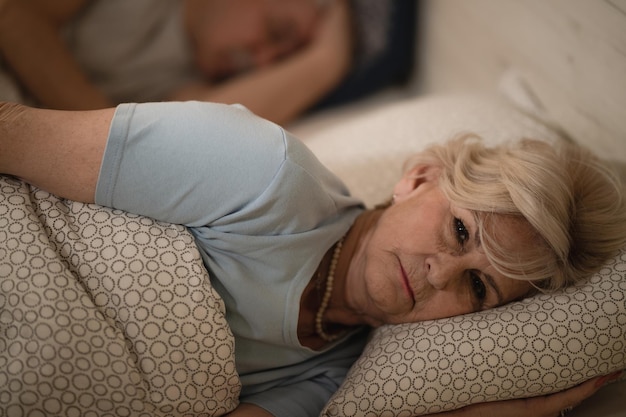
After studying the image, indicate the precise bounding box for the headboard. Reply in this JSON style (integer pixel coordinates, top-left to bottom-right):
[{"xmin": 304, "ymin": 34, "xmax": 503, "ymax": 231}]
[{"xmin": 417, "ymin": 0, "xmax": 626, "ymax": 163}]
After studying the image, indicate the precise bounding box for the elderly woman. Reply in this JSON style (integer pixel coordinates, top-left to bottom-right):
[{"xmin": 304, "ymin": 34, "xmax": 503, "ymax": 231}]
[{"xmin": 1, "ymin": 100, "xmax": 625, "ymax": 417}]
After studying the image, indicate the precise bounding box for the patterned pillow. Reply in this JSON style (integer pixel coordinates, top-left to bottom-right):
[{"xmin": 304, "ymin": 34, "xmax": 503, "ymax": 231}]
[
  {"xmin": 321, "ymin": 248, "xmax": 626, "ymax": 416},
  {"xmin": 0, "ymin": 176, "xmax": 241, "ymax": 416},
  {"xmin": 293, "ymin": 94, "xmax": 626, "ymax": 416}
]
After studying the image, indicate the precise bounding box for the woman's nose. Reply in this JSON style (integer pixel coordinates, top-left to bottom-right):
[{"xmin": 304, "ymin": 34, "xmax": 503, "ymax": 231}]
[{"xmin": 426, "ymin": 256, "xmax": 464, "ymax": 290}]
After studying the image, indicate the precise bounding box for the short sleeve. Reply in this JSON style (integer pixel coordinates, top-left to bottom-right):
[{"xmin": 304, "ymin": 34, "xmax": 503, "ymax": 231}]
[{"xmin": 96, "ymin": 101, "xmax": 288, "ymax": 226}]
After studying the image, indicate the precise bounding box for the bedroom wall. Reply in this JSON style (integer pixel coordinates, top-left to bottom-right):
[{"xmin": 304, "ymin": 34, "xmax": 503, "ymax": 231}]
[{"xmin": 416, "ymin": 0, "xmax": 626, "ymax": 163}]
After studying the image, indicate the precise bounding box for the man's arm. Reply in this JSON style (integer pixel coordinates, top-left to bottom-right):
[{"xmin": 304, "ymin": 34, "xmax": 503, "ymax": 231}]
[
  {"xmin": 169, "ymin": 0, "xmax": 352, "ymax": 125},
  {"xmin": 0, "ymin": 0, "xmax": 112, "ymax": 110},
  {"xmin": 0, "ymin": 102, "xmax": 113, "ymax": 202}
]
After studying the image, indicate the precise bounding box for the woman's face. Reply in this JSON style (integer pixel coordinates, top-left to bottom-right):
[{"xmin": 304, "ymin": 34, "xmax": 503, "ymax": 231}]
[
  {"xmin": 186, "ymin": 0, "xmax": 320, "ymax": 79},
  {"xmin": 345, "ymin": 166, "xmax": 535, "ymax": 327}
]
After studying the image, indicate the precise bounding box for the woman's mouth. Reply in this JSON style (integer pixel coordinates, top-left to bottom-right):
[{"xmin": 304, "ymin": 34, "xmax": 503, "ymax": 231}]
[{"xmin": 398, "ymin": 259, "xmax": 416, "ymax": 305}]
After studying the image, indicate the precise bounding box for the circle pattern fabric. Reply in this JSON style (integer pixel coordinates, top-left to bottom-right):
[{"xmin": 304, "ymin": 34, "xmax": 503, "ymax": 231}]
[
  {"xmin": 322, "ymin": 249, "xmax": 626, "ymax": 416},
  {"xmin": 0, "ymin": 176, "xmax": 240, "ymax": 416}
]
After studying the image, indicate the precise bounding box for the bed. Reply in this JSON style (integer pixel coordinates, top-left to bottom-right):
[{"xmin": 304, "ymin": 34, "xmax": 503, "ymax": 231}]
[{"xmin": 1, "ymin": 1, "xmax": 625, "ymax": 416}]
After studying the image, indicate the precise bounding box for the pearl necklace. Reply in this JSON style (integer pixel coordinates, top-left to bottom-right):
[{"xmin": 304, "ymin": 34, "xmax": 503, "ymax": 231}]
[{"xmin": 315, "ymin": 237, "xmax": 345, "ymax": 342}]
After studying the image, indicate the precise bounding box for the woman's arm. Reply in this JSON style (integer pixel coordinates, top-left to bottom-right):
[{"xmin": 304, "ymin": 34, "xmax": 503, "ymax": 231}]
[
  {"xmin": 0, "ymin": 102, "xmax": 112, "ymax": 202},
  {"xmin": 0, "ymin": 0, "xmax": 112, "ymax": 110},
  {"xmin": 168, "ymin": 0, "xmax": 352, "ymax": 125},
  {"xmin": 0, "ymin": 100, "xmax": 297, "ymax": 225}
]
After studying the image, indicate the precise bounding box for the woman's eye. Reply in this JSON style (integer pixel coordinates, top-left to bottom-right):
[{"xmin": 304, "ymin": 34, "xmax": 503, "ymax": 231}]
[
  {"xmin": 454, "ymin": 217, "xmax": 469, "ymax": 245},
  {"xmin": 470, "ymin": 272, "xmax": 487, "ymax": 302}
]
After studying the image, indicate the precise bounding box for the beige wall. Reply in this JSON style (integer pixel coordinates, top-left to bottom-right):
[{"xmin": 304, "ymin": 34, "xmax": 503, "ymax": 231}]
[{"xmin": 416, "ymin": 0, "xmax": 626, "ymax": 162}]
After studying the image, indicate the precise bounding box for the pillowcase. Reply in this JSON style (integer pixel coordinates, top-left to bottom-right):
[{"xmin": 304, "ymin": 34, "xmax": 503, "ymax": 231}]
[
  {"xmin": 292, "ymin": 94, "xmax": 626, "ymax": 416},
  {"xmin": 322, "ymin": 248, "xmax": 626, "ymax": 416},
  {"xmin": 298, "ymin": 93, "xmax": 563, "ymax": 207}
]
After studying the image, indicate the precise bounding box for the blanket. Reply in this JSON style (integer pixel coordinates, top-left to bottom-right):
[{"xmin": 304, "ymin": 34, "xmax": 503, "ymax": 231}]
[{"xmin": 0, "ymin": 176, "xmax": 241, "ymax": 416}]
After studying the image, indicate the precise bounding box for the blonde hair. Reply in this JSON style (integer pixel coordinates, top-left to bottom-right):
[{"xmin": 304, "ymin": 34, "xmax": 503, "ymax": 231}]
[{"xmin": 404, "ymin": 134, "xmax": 626, "ymax": 291}]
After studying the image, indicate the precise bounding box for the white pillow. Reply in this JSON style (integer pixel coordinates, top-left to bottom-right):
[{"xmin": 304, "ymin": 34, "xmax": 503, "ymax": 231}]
[
  {"xmin": 322, "ymin": 248, "xmax": 626, "ymax": 416},
  {"xmin": 297, "ymin": 93, "xmax": 562, "ymax": 207},
  {"xmin": 293, "ymin": 94, "xmax": 626, "ymax": 416}
]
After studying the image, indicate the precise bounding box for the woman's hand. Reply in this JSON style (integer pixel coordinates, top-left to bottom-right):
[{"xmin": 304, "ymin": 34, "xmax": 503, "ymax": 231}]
[{"xmin": 426, "ymin": 372, "xmax": 622, "ymax": 417}]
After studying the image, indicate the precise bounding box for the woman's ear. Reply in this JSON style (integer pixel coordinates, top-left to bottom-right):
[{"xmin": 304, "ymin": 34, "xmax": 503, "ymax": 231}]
[{"xmin": 392, "ymin": 164, "xmax": 440, "ymax": 202}]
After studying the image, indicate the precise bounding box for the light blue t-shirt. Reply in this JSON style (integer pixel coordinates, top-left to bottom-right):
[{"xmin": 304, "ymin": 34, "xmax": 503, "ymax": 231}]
[{"xmin": 96, "ymin": 101, "xmax": 367, "ymax": 416}]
